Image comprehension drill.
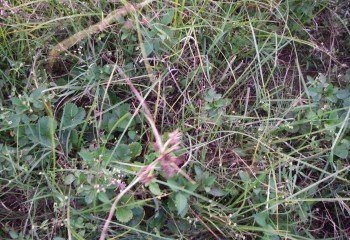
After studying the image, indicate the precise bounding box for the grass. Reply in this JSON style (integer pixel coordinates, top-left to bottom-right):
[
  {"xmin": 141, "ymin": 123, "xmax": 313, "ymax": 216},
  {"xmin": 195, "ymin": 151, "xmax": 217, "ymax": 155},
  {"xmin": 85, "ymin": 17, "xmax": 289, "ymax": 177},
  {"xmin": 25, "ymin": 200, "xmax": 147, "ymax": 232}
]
[{"xmin": 1, "ymin": 0, "xmax": 350, "ymax": 239}]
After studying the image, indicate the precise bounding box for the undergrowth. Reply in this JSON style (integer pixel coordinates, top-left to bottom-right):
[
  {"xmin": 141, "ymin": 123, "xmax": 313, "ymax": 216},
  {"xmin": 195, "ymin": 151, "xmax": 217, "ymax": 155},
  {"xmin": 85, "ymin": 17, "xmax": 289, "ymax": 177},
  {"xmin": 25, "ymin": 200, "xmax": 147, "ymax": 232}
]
[{"xmin": 0, "ymin": 0, "xmax": 349, "ymax": 239}]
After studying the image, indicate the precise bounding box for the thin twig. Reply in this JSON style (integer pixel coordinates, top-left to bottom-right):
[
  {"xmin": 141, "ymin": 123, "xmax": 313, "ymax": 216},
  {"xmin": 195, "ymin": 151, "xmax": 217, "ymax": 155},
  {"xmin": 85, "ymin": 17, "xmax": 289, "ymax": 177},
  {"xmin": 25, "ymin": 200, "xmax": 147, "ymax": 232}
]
[
  {"xmin": 99, "ymin": 158, "xmax": 159, "ymax": 240},
  {"xmin": 190, "ymin": 209, "xmax": 221, "ymax": 240},
  {"xmin": 99, "ymin": 65, "xmax": 164, "ymax": 240},
  {"xmin": 115, "ymin": 65, "xmax": 164, "ymax": 151},
  {"xmin": 48, "ymin": 0, "xmax": 155, "ymax": 68}
]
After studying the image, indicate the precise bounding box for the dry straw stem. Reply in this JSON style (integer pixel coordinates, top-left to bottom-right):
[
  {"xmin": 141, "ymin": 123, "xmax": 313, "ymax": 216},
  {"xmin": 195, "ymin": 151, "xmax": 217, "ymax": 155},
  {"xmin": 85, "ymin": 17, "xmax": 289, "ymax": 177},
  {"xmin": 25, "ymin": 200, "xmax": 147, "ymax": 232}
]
[
  {"xmin": 99, "ymin": 65, "xmax": 195, "ymax": 239},
  {"xmin": 48, "ymin": 0, "xmax": 155, "ymax": 68},
  {"xmin": 98, "ymin": 65, "xmax": 166, "ymax": 240}
]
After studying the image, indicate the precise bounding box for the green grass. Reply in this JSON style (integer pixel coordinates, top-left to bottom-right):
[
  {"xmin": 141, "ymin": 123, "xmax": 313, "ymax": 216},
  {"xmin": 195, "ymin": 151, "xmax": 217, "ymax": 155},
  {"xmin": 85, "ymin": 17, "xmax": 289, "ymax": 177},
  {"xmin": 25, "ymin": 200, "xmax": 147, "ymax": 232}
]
[{"xmin": 1, "ymin": 0, "xmax": 350, "ymax": 239}]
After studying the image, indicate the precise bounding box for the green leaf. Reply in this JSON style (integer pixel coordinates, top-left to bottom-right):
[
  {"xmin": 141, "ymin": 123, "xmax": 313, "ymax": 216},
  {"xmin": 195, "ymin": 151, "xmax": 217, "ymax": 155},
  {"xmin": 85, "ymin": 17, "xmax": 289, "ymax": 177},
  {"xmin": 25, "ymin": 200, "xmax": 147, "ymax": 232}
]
[
  {"xmin": 84, "ymin": 191, "xmax": 94, "ymax": 204},
  {"xmin": 336, "ymin": 89, "xmax": 350, "ymax": 99},
  {"xmin": 128, "ymin": 130, "xmax": 136, "ymax": 140},
  {"xmin": 308, "ymin": 87, "xmax": 320, "ymax": 97},
  {"xmin": 239, "ymin": 170, "xmax": 251, "ymax": 184},
  {"xmin": 115, "ymin": 207, "xmax": 133, "ymax": 223},
  {"xmin": 129, "ymin": 142, "xmax": 142, "ymax": 158},
  {"xmin": 167, "ymin": 178, "xmax": 182, "ymax": 191},
  {"xmin": 149, "ymin": 182, "xmax": 162, "ymax": 195},
  {"xmin": 78, "ymin": 149, "xmax": 94, "ymax": 164},
  {"xmin": 204, "ymin": 89, "xmax": 216, "ymax": 102},
  {"xmin": 254, "ymin": 212, "xmax": 268, "ymax": 227},
  {"xmin": 114, "ymin": 144, "xmax": 130, "ymax": 161},
  {"xmin": 174, "ymin": 192, "xmax": 188, "ymax": 216},
  {"xmin": 9, "ymin": 230, "xmax": 19, "ymax": 239},
  {"xmin": 194, "ymin": 166, "xmax": 203, "ymax": 180},
  {"xmin": 61, "ymin": 103, "xmax": 85, "ymax": 129},
  {"xmin": 161, "ymin": 9, "xmax": 174, "ymax": 25},
  {"xmin": 60, "ymin": 129, "xmax": 78, "ymax": 153},
  {"xmin": 26, "ymin": 116, "xmax": 57, "ymax": 147},
  {"xmin": 334, "ymin": 143, "xmax": 349, "ymax": 159},
  {"xmin": 64, "ymin": 174, "xmax": 75, "ymax": 185},
  {"xmin": 143, "ymin": 40, "xmax": 153, "ymax": 56},
  {"xmin": 114, "ymin": 112, "xmax": 134, "ymax": 131},
  {"xmin": 129, "ymin": 207, "xmax": 145, "ymax": 227},
  {"xmin": 208, "ymin": 186, "xmax": 226, "ymax": 197},
  {"xmin": 98, "ymin": 192, "xmax": 110, "ymax": 203}
]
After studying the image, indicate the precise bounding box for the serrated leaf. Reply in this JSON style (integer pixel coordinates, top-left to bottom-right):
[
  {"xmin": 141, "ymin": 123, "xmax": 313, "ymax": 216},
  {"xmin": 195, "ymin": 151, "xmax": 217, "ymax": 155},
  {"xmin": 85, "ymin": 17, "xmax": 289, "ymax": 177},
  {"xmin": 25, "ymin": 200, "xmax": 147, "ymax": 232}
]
[
  {"xmin": 115, "ymin": 207, "xmax": 133, "ymax": 223},
  {"xmin": 149, "ymin": 182, "xmax": 162, "ymax": 195},
  {"xmin": 61, "ymin": 103, "xmax": 85, "ymax": 129},
  {"xmin": 98, "ymin": 192, "xmax": 110, "ymax": 203},
  {"xmin": 64, "ymin": 174, "xmax": 75, "ymax": 185},
  {"xmin": 129, "ymin": 142, "xmax": 142, "ymax": 158},
  {"xmin": 175, "ymin": 192, "xmax": 188, "ymax": 216}
]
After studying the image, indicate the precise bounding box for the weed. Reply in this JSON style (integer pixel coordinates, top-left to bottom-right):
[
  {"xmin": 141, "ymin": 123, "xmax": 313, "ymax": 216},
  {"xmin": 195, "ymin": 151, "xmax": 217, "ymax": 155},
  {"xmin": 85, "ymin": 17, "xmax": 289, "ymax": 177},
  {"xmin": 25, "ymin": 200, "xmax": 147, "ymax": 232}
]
[{"xmin": 0, "ymin": 0, "xmax": 349, "ymax": 239}]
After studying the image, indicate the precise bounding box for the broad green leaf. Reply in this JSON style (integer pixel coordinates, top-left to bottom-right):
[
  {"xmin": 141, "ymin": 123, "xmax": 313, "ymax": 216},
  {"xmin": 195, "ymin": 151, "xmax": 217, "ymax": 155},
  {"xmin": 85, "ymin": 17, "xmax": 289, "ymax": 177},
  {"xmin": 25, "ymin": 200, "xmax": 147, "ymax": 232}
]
[
  {"xmin": 161, "ymin": 9, "xmax": 174, "ymax": 25},
  {"xmin": 174, "ymin": 192, "xmax": 188, "ymax": 216},
  {"xmin": 334, "ymin": 143, "xmax": 349, "ymax": 159},
  {"xmin": 204, "ymin": 89, "xmax": 216, "ymax": 102},
  {"xmin": 149, "ymin": 182, "xmax": 162, "ymax": 195},
  {"xmin": 64, "ymin": 174, "xmax": 75, "ymax": 185},
  {"xmin": 84, "ymin": 191, "xmax": 94, "ymax": 204},
  {"xmin": 167, "ymin": 178, "xmax": 182, "ymax": 192},
  {"xmin": 254, "ymin": 212, "xmax": 268, "ymax": 227},
  {"xmin": 143, "ymin": 40, "xmax": 153, "ymax": 56},
  {"xmin": 336, "ymin": 89, "xmax": 350, "ymax": 99},
  {"xmin": 308, "ymin": 87, "xmax": 319, "ymax": 97},
  {"xmin": 9, "ymin": 230, "xmax": 19, "ymax": 239},
  {"xmin": 115, "ymin": 207, "xmax": 133, "ymax": 223},
  {"xmin": 29, "ymin": 88, "xmax": 45, "ymax": 110},
  {"xmin": 26, "ymin": 116, "xmax": 57, "ymax": 147},
  {"xmin": 61, "ymin": 103, "xmax": 85, "ymax": 129},
  {"xmin": 194, "ymin": 165, "xmax": 203, "ymax": 180},
  {"xmin": 129, "ymin": 207, "xmax": 145, "ymax": 227},
  {"xmin": 98, "ymin": 192, "xmax": 110, "ymax": 203},
  {"xmin": 114, "ymin": 144, "xmax": 130, "ymax": 161},
  {"xmin": 129, "ymin": 142, "xmax": 142, "ymax": 158},
  {"xmin": 128, "ymin": 130, "xmax": 136, "ymax": 140},
  {"xmin": 239, "ymin": 170, "xmax": 251, "ymax": 184},
  {"xmin": 60, "ymin": 129, "xmax": 78, "ymax": 153},
  {"xmin": 209, "ymin": 186, "xmax": 226, "ymax": 197},
  {"xmin": 78, "ymin": 149, "xmax": 94, "ymax": 164},
  {"xmin": 115, "ymin": 113, "xmax": 134, "ymax": 130}
]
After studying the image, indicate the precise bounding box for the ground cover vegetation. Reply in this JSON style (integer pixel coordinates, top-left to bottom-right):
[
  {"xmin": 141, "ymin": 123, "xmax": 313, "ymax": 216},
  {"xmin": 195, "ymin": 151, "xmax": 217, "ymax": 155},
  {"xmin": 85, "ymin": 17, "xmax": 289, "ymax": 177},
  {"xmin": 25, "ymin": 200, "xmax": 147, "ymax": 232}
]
[{"xmin": 0, "ymin": 0, "xmax": 350, "ymax": 239}]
